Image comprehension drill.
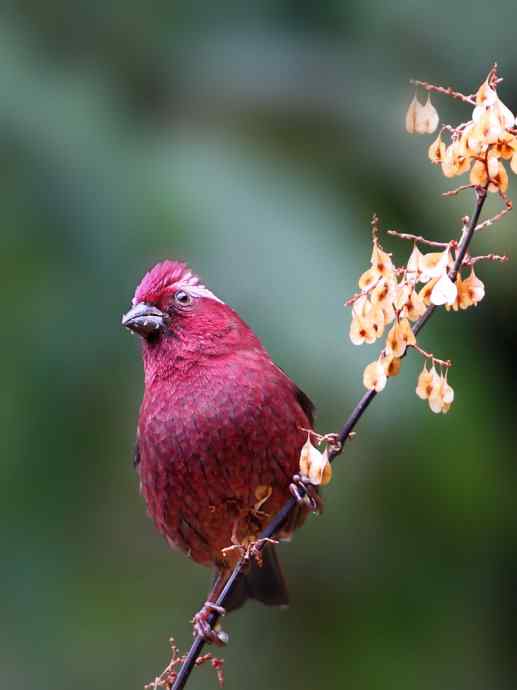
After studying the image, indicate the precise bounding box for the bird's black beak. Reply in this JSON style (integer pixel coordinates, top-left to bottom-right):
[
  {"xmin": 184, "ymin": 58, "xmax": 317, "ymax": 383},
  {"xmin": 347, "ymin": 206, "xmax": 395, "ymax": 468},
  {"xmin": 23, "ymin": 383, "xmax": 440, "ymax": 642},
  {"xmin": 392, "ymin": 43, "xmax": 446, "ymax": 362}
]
[{"xmin": 122, "ymin": 302, "xmax": 166, "ymax": 338}]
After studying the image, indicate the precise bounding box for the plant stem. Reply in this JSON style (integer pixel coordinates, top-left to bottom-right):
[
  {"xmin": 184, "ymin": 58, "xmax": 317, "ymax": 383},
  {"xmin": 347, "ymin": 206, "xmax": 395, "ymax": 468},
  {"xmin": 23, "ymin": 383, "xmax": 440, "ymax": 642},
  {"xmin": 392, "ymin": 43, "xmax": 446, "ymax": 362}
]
[{"xmin": 170, "ymin": 187, "xmax": 488, "ymax": 690}]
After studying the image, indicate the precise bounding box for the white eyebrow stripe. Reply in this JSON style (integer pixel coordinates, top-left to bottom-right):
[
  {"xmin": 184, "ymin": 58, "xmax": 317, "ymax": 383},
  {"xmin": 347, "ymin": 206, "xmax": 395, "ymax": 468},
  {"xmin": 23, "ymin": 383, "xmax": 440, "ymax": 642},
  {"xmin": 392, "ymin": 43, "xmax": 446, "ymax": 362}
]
[{"xmin": 180, "ymin": 283, "xmax": 225, "ymax": 304}]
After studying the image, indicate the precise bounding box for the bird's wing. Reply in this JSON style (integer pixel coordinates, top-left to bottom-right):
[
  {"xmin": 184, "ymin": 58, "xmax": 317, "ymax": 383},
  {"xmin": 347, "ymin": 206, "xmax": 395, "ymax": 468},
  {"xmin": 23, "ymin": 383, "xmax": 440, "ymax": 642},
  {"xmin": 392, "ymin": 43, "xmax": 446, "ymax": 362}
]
[
  {"xmin": 272, "ymin": 362, "xmax": 315, "ymax": 426},
  {"xmin": 294, "ymin": 385, "xmax": 315, "ymax": 427},
  {"xmin": 133, "ymin": 436, "xmax": 141, "ymax": 467}
]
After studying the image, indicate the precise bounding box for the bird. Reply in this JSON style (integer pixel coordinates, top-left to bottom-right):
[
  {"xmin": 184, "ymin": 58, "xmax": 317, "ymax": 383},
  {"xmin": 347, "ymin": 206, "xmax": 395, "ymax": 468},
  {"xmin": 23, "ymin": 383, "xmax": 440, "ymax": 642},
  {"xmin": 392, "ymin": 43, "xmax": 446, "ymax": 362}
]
[{"xmin": 122, "ymin": 260, "xmax": 317, "ymax": 643}]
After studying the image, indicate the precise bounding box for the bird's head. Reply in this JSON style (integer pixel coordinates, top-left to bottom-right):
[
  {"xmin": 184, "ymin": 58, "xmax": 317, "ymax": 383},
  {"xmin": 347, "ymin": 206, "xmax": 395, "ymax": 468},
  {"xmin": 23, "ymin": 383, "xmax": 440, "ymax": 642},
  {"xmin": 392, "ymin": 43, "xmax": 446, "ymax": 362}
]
[{"xmin": 122, "ymin": 260, "xmax": 258, "ymax": 365}]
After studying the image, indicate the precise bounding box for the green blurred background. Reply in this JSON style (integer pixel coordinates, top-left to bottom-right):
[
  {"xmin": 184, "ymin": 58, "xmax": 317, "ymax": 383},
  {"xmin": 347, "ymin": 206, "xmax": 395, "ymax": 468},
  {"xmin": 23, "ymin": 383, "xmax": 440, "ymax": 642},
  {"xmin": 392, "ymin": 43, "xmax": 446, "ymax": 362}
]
[{"xmin": 2, "ymin": 2, "xmax": 516, "ymax": 689}]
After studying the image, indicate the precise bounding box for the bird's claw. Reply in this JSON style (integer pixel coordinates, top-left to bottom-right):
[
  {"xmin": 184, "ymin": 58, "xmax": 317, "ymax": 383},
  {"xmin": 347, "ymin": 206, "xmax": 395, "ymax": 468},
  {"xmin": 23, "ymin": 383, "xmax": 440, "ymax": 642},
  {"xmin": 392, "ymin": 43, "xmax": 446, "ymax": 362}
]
[
  {"xmin": 191, "ymin": 602, "xmax": 228, "ymax": 646},
  {"xmin": 289, "ymin": 474, "xmax": 323, "ymax": 514},
  {"xmin": 246, "ymin": 537, "xmax": 279, "ymax": 567},
  {"xmin": 323, "ymin": 432, "xmax": 342, "ymax": 455}
]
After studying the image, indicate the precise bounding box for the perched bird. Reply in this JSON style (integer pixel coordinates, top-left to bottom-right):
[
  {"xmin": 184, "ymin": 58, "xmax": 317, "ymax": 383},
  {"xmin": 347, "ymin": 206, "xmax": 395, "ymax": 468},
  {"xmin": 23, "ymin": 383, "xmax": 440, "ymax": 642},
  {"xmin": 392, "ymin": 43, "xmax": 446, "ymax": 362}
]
[{"xmin": 122, "ymin": 260, "xmax": 316, "ymax": 642}]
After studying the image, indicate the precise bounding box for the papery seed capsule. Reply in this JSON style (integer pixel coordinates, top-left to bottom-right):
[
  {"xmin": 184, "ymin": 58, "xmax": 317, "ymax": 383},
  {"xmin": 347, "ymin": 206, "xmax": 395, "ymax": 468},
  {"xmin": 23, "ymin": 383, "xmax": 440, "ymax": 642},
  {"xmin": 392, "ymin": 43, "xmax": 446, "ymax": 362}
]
[
  {"xmin": 495, "ymin": 132, "xmax": 517, "ymax": 160},
  {"xmin": 462, "ymin": 268, "xmax": 485, "ymax": 305},
  {"xmin": 441, "ymin": 145, "xmax": 458, "ymax": 178},
  {"xmin": 470, "ymin": 160, "xmax": 489, "ymax": 187},
  {"xmin": 487, "ymin": 150, "xmax": 500, "ymax": 178},
  {"xmin": 359, "ymin": 267, "xmax": 380, "ymax": 291},
  {"xmin": 399, "ymin": 318, "xmax": 416, "ymax": 347},
  {"xmin": 442, "ymin": 377, "xmax": 454, "ymax": 405},
  {"xmin": 419, "ymin": 250, "xmax": 449, "ymax": 280},
  {"xmin": 418, "ymin": 95, "xmax": 439, "ymax": 134},
  {"xmin": 405, "ymin": 289, "xmax": 427, "ymax": 321},
  {"xmin": 394, "ymin": 282, "xmax": 411, "ymax": 311},
  {"xmin": 299, "ymin": 436, "xmax": 313, "ymax": 478},
  {"xmin": 495, "ymin": 98, "xmax": 515, "ymax": 129},
  {"xmin": 371, "ymin": 243, "xmax": 395, "ymax": 279},
  {"xmin": 320, "ymin": 459, "xmax": 332, "ymax": 486},
  {"xmin": 368, "ymin": 302, "xmax": 386, "ymax": 340},
  {"xmin": 419, "ymin": 277, "xmax": 439, "ymax": 305},
  {"xmin": 430, "ymin": 273, "xmax": 458, "ymax": 306},
  {"xmin": 477, "ymin": 108, "xmax": 504, "ymax": 145},
  {"xmin": 416, "ymin": 364, "xmax": 435, "ymax": 400},
  {"xmin": 428, "ymin": 133, "xmax": 445, "ymax": 164},
  {"xmin": 488, "ymin": 161, "xmax": 509, "ymax": 193},
  {"xmin": 385, "ymin": 320, "xmax": 414, "ymax": 357},
  {"xmin": 299, "ymin": 436, "xmax": 332, "ymax": 486},
  {"xmin": 363, "ymin": 360, "xmax": 388, "ymax": 392},
  {"xmin": 405, "ymin": 95, "xmax": 420, "ymax": 134},
  {"xmin": 381, "ymin": 355, "xmax": 401, "ymax": 378},
  {"xmin": 406, "ymin": 244, "xmax": 423, "ymax": 283},
  {"xmin": 475, "ymin": 78, "xmax": 498, "ymax": 106},
  {"xmin": 445, "ymin": 274, "xmax": 462, "ymax": 312}
]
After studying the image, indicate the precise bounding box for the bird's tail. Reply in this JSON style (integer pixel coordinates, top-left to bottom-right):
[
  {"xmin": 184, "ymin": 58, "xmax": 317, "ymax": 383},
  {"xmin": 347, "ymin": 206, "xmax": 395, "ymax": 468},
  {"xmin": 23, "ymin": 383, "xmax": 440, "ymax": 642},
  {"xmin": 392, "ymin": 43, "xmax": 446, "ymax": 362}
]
[{"xmin": 224, "ymin": 542, "xmax": 289, "ymax": 612}]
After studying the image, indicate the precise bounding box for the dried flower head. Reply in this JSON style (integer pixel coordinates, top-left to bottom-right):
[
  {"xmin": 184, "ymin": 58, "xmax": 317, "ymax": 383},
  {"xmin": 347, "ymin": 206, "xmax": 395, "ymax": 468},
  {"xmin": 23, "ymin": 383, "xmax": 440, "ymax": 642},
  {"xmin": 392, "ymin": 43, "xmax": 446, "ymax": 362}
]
[
  {"xmin": 414, "ymin": 67, "xmax": 517, "ymax": 196},
  {"xmin": 347, "ymin": 82, "xmax": 509, "ymax": 416}
]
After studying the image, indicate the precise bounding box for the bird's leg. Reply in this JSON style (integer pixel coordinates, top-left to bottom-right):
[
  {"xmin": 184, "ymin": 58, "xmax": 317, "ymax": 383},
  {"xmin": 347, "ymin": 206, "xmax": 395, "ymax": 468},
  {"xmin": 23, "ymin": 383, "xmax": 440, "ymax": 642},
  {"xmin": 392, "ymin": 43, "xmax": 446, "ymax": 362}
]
[
  {"xmin": 289, "ymin": 474, "xmax": 323, "ymax": 514},
  {"xmin": 191, "ymin": 572, "xmax": 229, "ymax": 646}
]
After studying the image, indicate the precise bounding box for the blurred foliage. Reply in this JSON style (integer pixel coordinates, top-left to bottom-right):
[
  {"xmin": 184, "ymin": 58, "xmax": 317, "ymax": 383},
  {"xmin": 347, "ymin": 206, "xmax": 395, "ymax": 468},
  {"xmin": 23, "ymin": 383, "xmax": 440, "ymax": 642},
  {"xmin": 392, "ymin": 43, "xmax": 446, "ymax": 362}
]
[{"xmin": 1, "ymin": 2, "xmax": 516, "ymax": 690}]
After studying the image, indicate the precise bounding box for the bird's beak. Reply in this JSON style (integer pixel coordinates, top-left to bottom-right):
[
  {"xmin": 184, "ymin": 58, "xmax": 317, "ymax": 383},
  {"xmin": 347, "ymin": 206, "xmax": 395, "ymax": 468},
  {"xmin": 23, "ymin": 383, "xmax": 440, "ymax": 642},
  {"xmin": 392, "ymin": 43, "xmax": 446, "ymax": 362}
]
[{"xmin": 122, "ymin": 302, "xmax": 166, "ymax": 338}]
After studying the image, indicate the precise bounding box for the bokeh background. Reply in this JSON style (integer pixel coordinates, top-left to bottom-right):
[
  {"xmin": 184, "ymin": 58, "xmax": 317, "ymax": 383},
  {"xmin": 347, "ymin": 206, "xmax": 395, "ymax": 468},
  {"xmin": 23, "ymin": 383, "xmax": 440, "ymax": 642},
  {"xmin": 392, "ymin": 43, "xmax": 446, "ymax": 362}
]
[{"xmin": 2, "ymin": 2, "xmax": 516, "ymax": 689}]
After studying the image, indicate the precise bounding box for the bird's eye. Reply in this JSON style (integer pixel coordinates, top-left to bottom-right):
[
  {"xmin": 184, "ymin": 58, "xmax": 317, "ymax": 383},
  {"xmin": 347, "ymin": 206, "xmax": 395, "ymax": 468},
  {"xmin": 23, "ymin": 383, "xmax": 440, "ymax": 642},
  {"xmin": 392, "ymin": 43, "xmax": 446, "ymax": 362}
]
[{"xmin": 174, "ymin": 290, "xmax": 193, "ymax": 307}]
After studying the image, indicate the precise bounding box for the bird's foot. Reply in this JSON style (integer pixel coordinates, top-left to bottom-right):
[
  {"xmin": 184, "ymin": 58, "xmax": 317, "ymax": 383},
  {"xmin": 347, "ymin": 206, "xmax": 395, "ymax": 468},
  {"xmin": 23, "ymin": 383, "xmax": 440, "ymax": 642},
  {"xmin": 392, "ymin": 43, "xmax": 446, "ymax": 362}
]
[
  {"xmin": 222, "ymin": 536, "xmax": 279, "ymax": 567},
  {"xmin": 191, "ymin": 602, "xmax": 228, "ymax": 646},
  {"xmin": 299, "ymin": 428, "xmax": 346, "ymax": 455},
  {"xmin": 289, "ymin": 474, "xmax": 323, "ymax": 514},
  {"xmin": 322, "ymin": 432, "xmax": 343, "ymax": 455},
  {"xmin": 247, "ymin": 537, "xmax": 279, "ymax": 567}
]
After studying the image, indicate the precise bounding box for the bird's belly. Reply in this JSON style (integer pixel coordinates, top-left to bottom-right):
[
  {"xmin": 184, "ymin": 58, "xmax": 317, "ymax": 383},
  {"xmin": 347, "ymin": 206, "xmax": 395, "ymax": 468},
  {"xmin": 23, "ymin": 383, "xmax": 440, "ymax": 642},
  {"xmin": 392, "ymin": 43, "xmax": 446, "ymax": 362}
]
[{"xmin": 138, "ymin": 437, "xmax": 296, "ymax": 567}]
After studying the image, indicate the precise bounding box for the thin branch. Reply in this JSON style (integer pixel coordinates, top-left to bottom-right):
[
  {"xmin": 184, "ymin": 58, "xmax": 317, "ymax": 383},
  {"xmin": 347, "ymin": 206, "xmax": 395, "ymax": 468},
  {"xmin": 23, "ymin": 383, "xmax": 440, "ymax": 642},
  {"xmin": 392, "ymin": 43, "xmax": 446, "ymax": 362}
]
[
  {"xmin": 344, "ymin": 268, "xmax": 407, "ymax": 307},
  {"xmin": 145, "ymin": 639, "xmax": 224, "ymax": 690},
  {"xmin": 463, "ymin": 253, "xmax": 509, "ymax": 266},
  {"xmin": 409, "ymin": 79, "xmax": 476, "ymax": 105},
  {"xmin": 441, "ymin": 122, "xmax": 471, "ymax": 136},
  {"xmin": 442, "ymin": 184, "xmax": 476, "ymax": 197},
  {"xmin": 409, "ymin": 64, "xmax": 498, "ymax": 108},
  {"xmin": 371, "ymin": 213, "xmax": 381, "ymax": 242},
  {"xmin": 344, "ymin": 277, "xmax": 382, "ymax": 306},
  {"xmin": 386, "ymin": 229, "xmax": 452, "ymax": 248},
  {"xmin": 475, "ymin": 198, "xmax": 512, "ymax": 231},
  {"xmin": 411, "ymin": 343, "xmax": 452, "ymax": 368},
  {"xmin": 169, "ymin": 187, "xmax": 489, "ymax": 690}
]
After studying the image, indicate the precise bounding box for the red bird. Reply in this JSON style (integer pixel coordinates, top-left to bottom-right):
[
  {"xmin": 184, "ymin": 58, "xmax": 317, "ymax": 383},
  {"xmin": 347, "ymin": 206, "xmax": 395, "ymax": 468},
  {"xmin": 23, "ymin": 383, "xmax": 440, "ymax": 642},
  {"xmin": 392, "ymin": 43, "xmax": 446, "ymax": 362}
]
[{"xmin": 122, "ymin": 260, "xmax": 316, "ymax": 642}]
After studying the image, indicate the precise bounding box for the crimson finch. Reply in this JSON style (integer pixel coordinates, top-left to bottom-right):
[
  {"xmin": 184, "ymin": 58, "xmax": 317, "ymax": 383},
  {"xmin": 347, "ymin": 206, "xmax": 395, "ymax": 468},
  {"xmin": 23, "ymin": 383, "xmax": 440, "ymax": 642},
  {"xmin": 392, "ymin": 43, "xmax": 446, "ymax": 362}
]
[{"xmin": 122, "ymin": 260, "xmax": 316, "ymax": 640}]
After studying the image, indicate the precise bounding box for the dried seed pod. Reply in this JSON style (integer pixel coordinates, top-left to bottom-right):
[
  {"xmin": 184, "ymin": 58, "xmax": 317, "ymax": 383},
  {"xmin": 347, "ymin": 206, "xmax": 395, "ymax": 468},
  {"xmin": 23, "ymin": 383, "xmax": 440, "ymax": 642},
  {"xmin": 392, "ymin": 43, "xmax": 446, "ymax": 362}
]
[
  {"xmin": 299, "ymin": 436, "xmax": 332, "ymax": 486},
  {"xmin": 363, "ymin": 360, "xmax": 388, "ymax": 392},
  {"xmin": 430, "ymin": 273, "xmax": 458, "ymax": 306}
]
